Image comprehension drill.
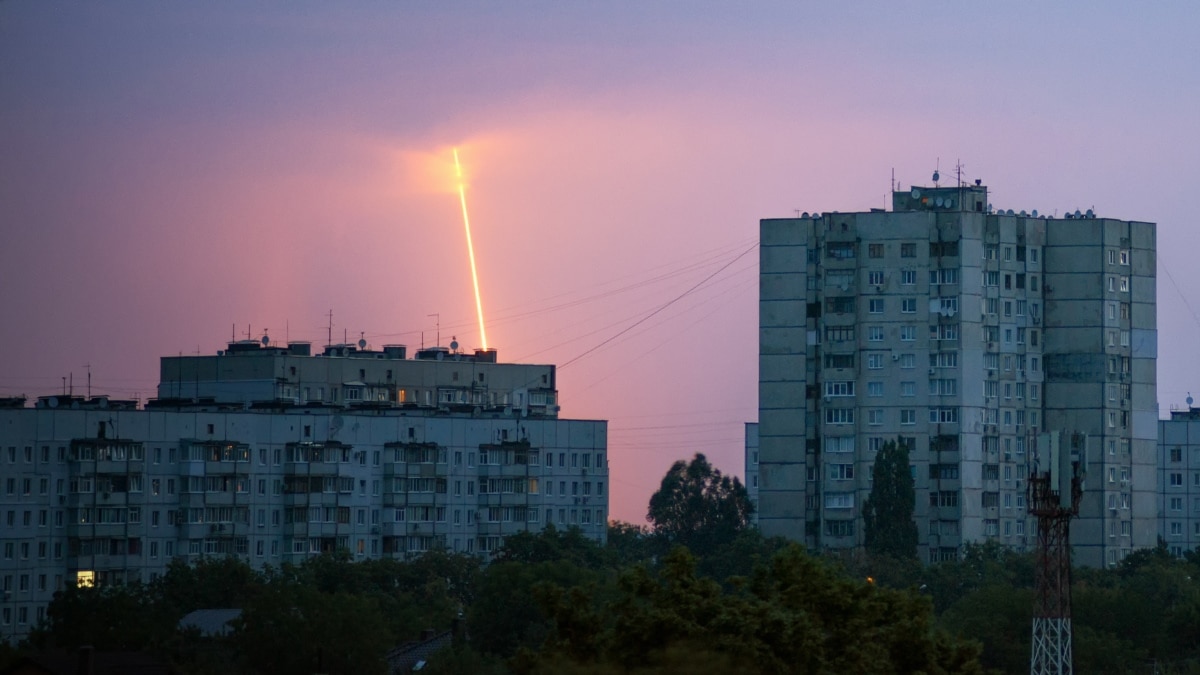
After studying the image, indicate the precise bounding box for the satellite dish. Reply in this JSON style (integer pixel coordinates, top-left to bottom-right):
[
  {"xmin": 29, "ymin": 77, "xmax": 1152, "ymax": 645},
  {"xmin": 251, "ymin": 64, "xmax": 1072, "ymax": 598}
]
[
  {"xmin": 1085, "ymin": 209, "xmax": 1094, "ymax": 218},
  {"xmin": 1074, "ymin": 209, "xmax": 1082, "ymax": 218},
  {"xmin": 450, "ymin": 339, "xmax": 459, "ymax": 351},
  {"xmin": 1007, "ymin": 209, "xmax": 1015, "ymax": 216},
  {"xmin": 945, "ymin": 198, "xmax": 954, "ymax": 209},
  {"xmin": 932, "ymin": 170, "xmax": 940, "ymax": 183},
  {"xmin": 801, "ymin": 212, "xmax": 809, "ymax": 218},
  {"xmin": 1020, "ymin": 210, "xmax": 1027, "ymax": 217},
  {"xmin": 911, "ymin": 188, "xmax": 921, "ymax": 199},
  {"xmin": 261, "ymin": 335, "xmax": 270, "ymax": 346},
  {"xmin": 358, "ymin": 338, "xmax": 367, "ymax": 349},
  {"xmin": 1032, "ymin": 210, "xmax": 1039, "ymax": 218},
  {"xmin": 1188, "ymin": 393, "xmax": 1194, "ymax": 406},
  {"xmin": 935, "ymin": 197, "xmax": 944, "ymax": 207},
  {"xmin": 48, "ymin": 397, "xmax": 58, "ymax": 408}
]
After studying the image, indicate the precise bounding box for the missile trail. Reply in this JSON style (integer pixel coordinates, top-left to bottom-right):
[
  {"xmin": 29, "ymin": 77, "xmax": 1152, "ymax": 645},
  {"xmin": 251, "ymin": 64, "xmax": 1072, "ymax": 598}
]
[{"xmin": 454, "ymin": 148, "xmax": 488, "ymax": 350}]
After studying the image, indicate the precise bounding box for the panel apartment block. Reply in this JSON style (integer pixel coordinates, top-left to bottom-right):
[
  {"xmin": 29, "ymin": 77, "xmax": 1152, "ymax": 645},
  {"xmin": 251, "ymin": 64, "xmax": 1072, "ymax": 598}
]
[
  {"xmin": 0, "ymin": 341, "xmax": 607, "ymax": 643},
  {"xmin": 757, "ymin": 184, "xmax": 1155, "ymax": 566}
]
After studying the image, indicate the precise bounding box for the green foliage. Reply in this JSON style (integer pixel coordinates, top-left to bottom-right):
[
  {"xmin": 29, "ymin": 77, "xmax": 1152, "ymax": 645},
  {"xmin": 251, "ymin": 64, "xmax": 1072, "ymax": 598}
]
[
  {"xmin": 495, "ymin": 524, "xmax": 611, "ymax": 570},
  {"xmin": 646, "ymin": 453, "xmax": 753, "ymax": 557},
  {"xmin": 605, "ymin": 521, "xmax": 656, "ymax": 568},
  {"xmin": 232, "ymin": 584, "xmax": 392, "ymax": 675},
  {"xmin": 862, "ymin": 439, "xmax": 918, "ymax": 560},
  {"xmin": 524, "ymin": 544, "xmax": 984, "ymax": 675}
]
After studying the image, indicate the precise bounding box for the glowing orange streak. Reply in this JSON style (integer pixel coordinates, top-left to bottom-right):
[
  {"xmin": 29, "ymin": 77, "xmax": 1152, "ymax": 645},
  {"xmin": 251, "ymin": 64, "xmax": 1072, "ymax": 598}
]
[{"xmin": 454, "ymin": 148, "xmax": 488, "ymax": 350}]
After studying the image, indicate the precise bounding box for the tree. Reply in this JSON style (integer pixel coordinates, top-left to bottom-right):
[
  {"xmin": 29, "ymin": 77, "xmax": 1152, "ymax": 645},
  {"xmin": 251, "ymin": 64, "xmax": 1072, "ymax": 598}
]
[
  {"xmin": 862, "ymin": 439, "xmax": 918, "ymax": 560},
  {"xmin": 646, "ymin": 453, "xmax": 753, "ymax": 556},
  {"xmin": 523, "ymin": 545, "xmax": 983, "ymax": 674}
]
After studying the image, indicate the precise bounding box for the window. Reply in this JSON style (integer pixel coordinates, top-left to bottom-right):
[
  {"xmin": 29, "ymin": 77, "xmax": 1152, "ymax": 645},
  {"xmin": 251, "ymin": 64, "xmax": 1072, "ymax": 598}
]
[
  {"xmin": 869, "ymin": 299, "xmax": 884, "ymax": 314},
  {"xmin": 868, "ymin": 270, "xmax": 885, "ymax": 285},
  {"xmin": 929, "ymin": 378, "xmax": 957, "ymax": 396},
  {"xmin": 900, "ymin": 381, "xmax": 915, "ymax": 397},
  {"xmin": 867, "ymin": 382, "xmax": 883, "ymax": 397},
  {"xmin": 867, "ymin": 354, "xmax": 884, "ymax": 369},
  {"xmin": 901, "ymin": 270, "xmax": 916, "ymax": 285},
  {"xmin": 824, "ymin": 492, "xmax": 854, "ymax": 509},
  {"xmin": 929, "ymin": 408, "xmax": 958, "ymax": 423},
  {"xmin": 868, "ymin": 243, "xmax": 884, "ymax": 258},
  {"xmin": 826, "ymin": 437, "xmax": 854, "ymax": 453},
  {"xmin": 984, "ymin": 271, "xmax": 999, "ymax": 287},
  {"xmin": 901, "ymin": 298, "xmax": 916, "ymax": 313},
  {"xmin": 1170, "ymin": 472, "xmax": 1183, "ymax": 487},
  {"xmin": 824, "ymin": 520, "xmax": 855, "ymax": 537},
  {"xmin": 825, "ymin": 409, "xmax": 854, "ymax": 425},
  {"xmin": 899, "ymin": 354, "xmax": 915, "ymax": 369},
  {"xmin": 1120, "ymin": 249, "xmax": 1129, "ymax": 265},
  {"xmin": 826, "ymin": 297, "xmax": 855, "ymax": 314},
  {"xmin": 825, "ymin": 381, "xmax": 855, "ymax": 397},
  {"xmin": 900, "ymin": 409, "xmax": 916, "ymax": 425},
  {"xmin": 869, "ymin": 326, "xmax": 885, "ymax": 341},
  {"xmin": 900, "ymin": 325, "xmax": 916, "ymax": 341},
  {"xmin": 1003, "ymin": 246, "xmax": 1013, "ymax": 261},
  {"xmin": 827, "ymin": 464, "xmax": 854, "ymax": 480},
  {"xmin": 867, "ymin": 409, "xmax": 883, "ymax": 425},
  {"xmin": 825, "ymin": 327, "xmax": 855, "ymax": 342},
  {"xmin": 901, "ymin": 243, "xmax": 916, "ymax": 258},
  {"xmin": 827, "ymin": 242, "xmax": 856, "ymax": 259},
  {"xmin": 824, "ymin": 354, "xmax": 854, "ymax": 368}
]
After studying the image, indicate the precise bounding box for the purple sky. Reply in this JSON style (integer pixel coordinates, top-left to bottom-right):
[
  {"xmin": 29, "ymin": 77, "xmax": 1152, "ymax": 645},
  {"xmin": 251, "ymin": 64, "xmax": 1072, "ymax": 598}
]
[{"xmin": 3, "ymin": 3, "xmax": 1199, "ymax": 523}]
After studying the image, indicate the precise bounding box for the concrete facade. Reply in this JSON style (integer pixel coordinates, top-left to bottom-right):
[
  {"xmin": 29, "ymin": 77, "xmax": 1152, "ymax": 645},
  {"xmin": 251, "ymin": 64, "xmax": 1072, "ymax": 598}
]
[
  {"xmin": 0, "ymin": 343, "xmax": 606, "ymax": 644},
  {"xmin": 1159, "ymin": 409, "xmax": 1200, "ymax": 558},
  {"xmin": 756, "ymin": 184, "xmax": 1156, "ymax": 566}
]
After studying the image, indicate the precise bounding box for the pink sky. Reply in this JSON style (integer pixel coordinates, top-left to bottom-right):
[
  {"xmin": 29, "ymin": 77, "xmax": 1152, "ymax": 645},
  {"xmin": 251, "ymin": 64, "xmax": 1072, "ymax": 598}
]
[{"xmin": 3, "ymin": 3, "xmax": 1200, "ymax": 523}]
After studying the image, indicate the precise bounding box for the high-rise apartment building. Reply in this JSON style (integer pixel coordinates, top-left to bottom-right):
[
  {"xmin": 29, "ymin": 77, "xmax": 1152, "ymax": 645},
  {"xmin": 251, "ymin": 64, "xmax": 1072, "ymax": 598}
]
[
  {"xmin": 1158, "ymin": 407, "xmax": 1200, "ymax": 558},
  {"xmin": 0, "ymin": 340, "xmax": 607, "ymax": 643},
  {"xmin": 757, "ymin": 183, "xmax": 1155, "ymax": 567}
]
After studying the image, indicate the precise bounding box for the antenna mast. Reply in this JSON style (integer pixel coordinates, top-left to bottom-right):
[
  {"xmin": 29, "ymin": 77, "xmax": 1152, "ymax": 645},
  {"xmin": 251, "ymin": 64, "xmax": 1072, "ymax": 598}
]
[{"xmin": 1029, "ymin": 430, "xmax": 1085, "ymax": 675}]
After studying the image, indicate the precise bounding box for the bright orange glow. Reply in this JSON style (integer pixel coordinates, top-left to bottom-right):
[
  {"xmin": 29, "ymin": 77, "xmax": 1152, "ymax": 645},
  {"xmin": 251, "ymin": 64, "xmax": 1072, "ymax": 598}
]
[{"xmin": 454, "ymin": 147, "xmax": 488, "ymax": 350}]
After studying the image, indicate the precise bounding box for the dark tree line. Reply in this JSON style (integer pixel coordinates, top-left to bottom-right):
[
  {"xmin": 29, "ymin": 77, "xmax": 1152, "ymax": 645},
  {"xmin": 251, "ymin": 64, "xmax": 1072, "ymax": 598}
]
[{"xmin": 24, "ymin": 450, "xmax": 1200, "ymax": 673}]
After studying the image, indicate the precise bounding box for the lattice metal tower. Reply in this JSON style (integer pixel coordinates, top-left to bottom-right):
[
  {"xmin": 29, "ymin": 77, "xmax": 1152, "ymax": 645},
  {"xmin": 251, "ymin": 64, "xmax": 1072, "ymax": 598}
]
[{"xmin": 1028, "ymin": 431, "xmax": 1086, "ymax": 675}]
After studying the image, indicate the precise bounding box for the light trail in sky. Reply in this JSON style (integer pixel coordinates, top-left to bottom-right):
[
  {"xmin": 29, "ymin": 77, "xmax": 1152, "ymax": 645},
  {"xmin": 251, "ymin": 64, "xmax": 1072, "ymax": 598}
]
[{"xmin": 454, "ymin": 147, "xmax": 488, "ymax": 350}]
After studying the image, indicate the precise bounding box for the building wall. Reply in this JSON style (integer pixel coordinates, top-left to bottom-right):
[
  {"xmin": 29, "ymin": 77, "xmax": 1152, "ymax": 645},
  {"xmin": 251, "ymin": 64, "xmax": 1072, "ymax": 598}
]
[
  {"xmin": 744, "ymin": 422, "xmax": 758, "ymax": 525},
  {"xmin": 757, "ymin": 186, "xmax": 1155, "ymax": 565},
  {"xmin": 0, "ymin": 406, "xmax": 607, "ymax": 644},
  {"xmin": 1159, "ymin": 412, "xmax": 1200, "ymax": 557},
  {"xmin": 1043, "ymin": 218, "xmax": 1157, "ymax": 567},
  {"xmin": 157, "ymin": 345, "xmax": 557, "ymax": 415}
]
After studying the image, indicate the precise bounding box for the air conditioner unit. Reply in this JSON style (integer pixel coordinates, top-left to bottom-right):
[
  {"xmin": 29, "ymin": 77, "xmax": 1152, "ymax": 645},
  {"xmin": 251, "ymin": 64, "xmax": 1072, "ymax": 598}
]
[
  {"xmin": 892, "ymin": 354, "xmax": 900, "ymax": 361},
  {"xmin": 928, "ymin": 368, "xmax": 937, "ymax": 376}
]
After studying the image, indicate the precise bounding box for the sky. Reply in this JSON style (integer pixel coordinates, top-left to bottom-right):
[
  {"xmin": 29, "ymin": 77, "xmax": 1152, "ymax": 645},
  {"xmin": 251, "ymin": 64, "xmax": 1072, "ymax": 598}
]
[{"xmin": 2, "ymin": 2, "xmax": 1200, "ymax": 523}]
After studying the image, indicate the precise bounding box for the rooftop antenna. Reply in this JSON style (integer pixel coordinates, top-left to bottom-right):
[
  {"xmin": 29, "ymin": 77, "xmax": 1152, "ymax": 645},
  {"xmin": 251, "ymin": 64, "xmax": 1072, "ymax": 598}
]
[
  {"xmin": 69, "ymin": 373, "xmax": 73, "ymax": 397},
  {"xmin": 428, "ymin": 313, "xmax": 440, "ymax": 348},
  {"xmin": 85, "ymin": 364, "xmax": 91, "ymax": 399},
  {"xmin": 932, "ymin": 158, "xmax": 941, "ymax": 187},
  {"xmin": 359, "ymin": 331, "xmax": 367, "ymax": 350},
  {"xmin": 326, "ymin": 310, "xmax": 333, "ymax": 348}
]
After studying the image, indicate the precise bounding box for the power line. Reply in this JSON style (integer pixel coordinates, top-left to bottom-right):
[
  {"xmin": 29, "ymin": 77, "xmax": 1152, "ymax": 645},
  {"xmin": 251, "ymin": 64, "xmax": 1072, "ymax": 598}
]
[{"xmin": 559, "ymin": 242, "xmax": 759, "ymax": 370}]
